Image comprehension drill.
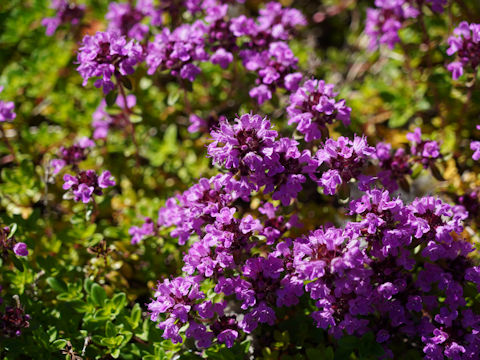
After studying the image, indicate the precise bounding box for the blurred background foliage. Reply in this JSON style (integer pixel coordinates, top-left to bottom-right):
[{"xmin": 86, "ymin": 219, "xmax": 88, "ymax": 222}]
[{"xmin": 0, "ymin": 0, "xmax": 480, "ymax": 359}]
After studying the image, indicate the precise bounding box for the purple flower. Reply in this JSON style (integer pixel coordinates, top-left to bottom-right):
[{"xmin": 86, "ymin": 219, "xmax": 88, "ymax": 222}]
[
  {"xmin": 315, "ymin": 135, "xmax": 374, "ymax": 195},
  {"xmin": 106, "ymin": 2, "xmax": 149, "ymax": 41},
  {"xmin": 210, "ymin": 48, "xmax": 233, "ymax": 69},
  {"xmin": 148, "ymin": 276, "xmax": 212, "ymax": 344},
  {"xmin": 249, "ymin": 85, "xmax": 272, "ymax": 105},
  {"xmin": 188, "ymin": 114, "xmax": 208, "ymax": 133},
  {"xmin": 471, "ymin": 141, "xmax": 480, "ymax": 160},
  {"xmin": 465, "ymin": 267, "xmax": 480, "ymax": 291},
  {"xmin": 230, "ymin": 15, "xmax": 257, "ymax": 37},
  {"xmin": 0, "ymin": 87, "xmax": 16, "ymax": 122},
  {"xmin": 77, "ymin": 31, "xmax": 143, "ymax": 94},
  {"xmin": 42, "ymin": 0, "xmax": 85, "ymax": 36},
  {"xmin": 365, "ymin": 1, "xmax": 419, "ymax": 50},
  {"xmin": 129, "ymin": 218, "xmax": 156, "ymax": 244},
  {"xmin": 444, "ymin": 342, "xmax": 466, "ymax": 359},
  {"xmin": 447, "ymin": 61, "xmax": 464, "ymax": 80},
  {"xmin": 98, "ymin": 171, "xmax": 116, "ymax": 188},
  {"xmin": 146, "ymin": 21, "xmax": 208, "ymax": 78},
  {"xmin": 73, "ymin": 183, "xmax": 94, "ymax": 203},
  {"xmin": 240, "ymin": 41, "xmax": 300, "ymax": 104},
  {"xmin": 50, "ymin": 159, "xmax": 66, "ymax": 175},
  {"xmin": 446, "ymin": 22, "xmax": 480, "ymax": 80},
  {"xmin": 180, "ymin": 63, "xmax": 202, "ymax": 82},
  {"xmin": 13, "ymin": 242, "xmax": 28, "ymax": 257},
  {"xmin": 62, "ymin": 174, "xmax": 78, "ymax": 190},
  {"xmin": 376, "ymin": 329, "xmax": 390, "ymax": 343},
  {"xmin": 284, "ymin": 72, "xmax": 302, "ymax": 92},
  {"xmin": 63, "ymin": 170, "xmax": 115, "ymax": 203},
  {"xmin": 407, "ymin": 127, "xmax": 441, "ymax": 168},
  {"xmin": 208, "ymin": 113, "xmax": 277, "ymax": 174},
  {"xmin": 320, "ymin": 170, "xmax": 342, "ymax": 196},
  {"xmin": 50, "ymin": 137, "xmax": 95, "ymax": 175},
  {"xmin": 0, "ymin": 303, "xmax": 30, "ymax": 337},
  {"xmin": 375, "ymin": 142, "xmax": 412, "ymax": 192},
  {"xmin": 217, "ymin": 329, "xmax": 238, "ymax": 348},
  {"xmin": 287, "ymin": 79, "xmax": 351, "ymax": 141},
  {"xmin": 157, "ymin": 174, "xmax": 249, "ymax": 245}
]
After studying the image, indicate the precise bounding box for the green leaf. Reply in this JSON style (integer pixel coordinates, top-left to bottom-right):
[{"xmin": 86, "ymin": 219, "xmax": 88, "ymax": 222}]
[
  {"xmin": 112, "ymin": 348, "xmax": 121, "ymax": 358},
  {"xmin": 167, "ymin": 90, "xmax": 180, "ymax": 106},
  {"xmin": 106, "ymin": 90, "xmax": 118, "ymax": 107},
  {"xmin": 52, "ymin": 339, "xmax": 67, "ymax": 350},
  {"xmin": 120, "ymin": 76, "xmax": 133, "ymax": 90},
  {"xmin": 7, "ymin": 223, "xmax": 17, "ymax": 239},
  {"xmin": 47, "ymin": 277, "xmax": 68, "ymax": 293},
  {"xmin": 143, "ymin": 356, "xmax": 158, "ymax": 360},
  {"xmin": 70, "ymin": 300, "xmax": 89, "ymax": 313},
  {"xmin": 106, "ymin": 321, "xmax": 116, "ymax": 338},
  {"xmin": 84, "ymin": 278, "xmax": 94, "ymax": 293},
  {"xmin": 112, "ymin": 292, "xmax": 127, "ymax": 309},
  {"xmin": 91, "ymin": 283, "xmax": 107, "ymax": 306},
  {"xmin": 131, "ymin": 304, "xmax": 141, "ymax": 325}
]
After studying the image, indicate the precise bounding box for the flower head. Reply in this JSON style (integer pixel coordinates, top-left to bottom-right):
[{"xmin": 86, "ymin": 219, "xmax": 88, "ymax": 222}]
[{"xmin": 77, "ymin": 31, "xmax": 143, "ymax": 94}]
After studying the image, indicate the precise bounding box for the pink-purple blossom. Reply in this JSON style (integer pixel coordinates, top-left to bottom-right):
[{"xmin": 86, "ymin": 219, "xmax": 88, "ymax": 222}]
[{"xmin": 77, "ymin": 31, "xmax": 143, "ymax": 94}]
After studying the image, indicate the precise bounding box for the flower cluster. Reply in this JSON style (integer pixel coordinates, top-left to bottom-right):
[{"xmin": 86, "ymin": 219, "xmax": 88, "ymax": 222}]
[
  {"xmin": 287, "ymin": 79, "xmax": 351, "ymax": 141},
  {"xmin": 446, "ymin": 22, "xmax": 480, "ymax": 80},
  {"xmin": 156, "ymin": 173, "xmax": 249, "ymax": 245},
  {"xmin": 74, "ymin": 1, "xmax": 307, "ymax": 109},
  {"xmin": 406, "ymin": 128, "xmax": 441, "ymax": 168},
  {"xmin": 207, "ymin": 113, "xmax": 317, "ymax": 205},
  {"xmin": 129, "ymin": 217, "xmax": 156, "ymax": 245},
  {"xmin": 136, "ymin": 101, "xmax": 480, "ymax": 358},
  {"xmin": 365, "ymin": 0, "xmax": 446, "ymax": 50},
  {"xmin": 42, "ymin": 0, "xmax": 85, "ymax": 36},
  {"xmin": 0, "ymin": 298, "xmax": 30, "ymax": 338},
  {"xmin": 63, "ymin": 170, "xmax": 115, "ymax": 203},
  {"xmin": 234, "ymin": 2, "xmax": 306, "ymax": 103},
  {"xmin": 106, "ymin": 1, "xmax": 157, "ymax": 41},
  {"xmin": 375, "ymin": 142, "xmax": 412, "ymax": 192},
  {"xmin": 149, "ymin": 171, "xmax": 480, "ymax": 359},
  {"xmin": 50, "ymin": 137, "xmax": 95, "ymax": 175},
  {"xmin": 146, "ymin": 21, "xmax": 208, "ymax": 81},
  {"xmin": 148, "ymin": 276, "xmax": 238, "ymax": 347},
  {"xmin": 373, "ymin": 129, "xmax": 442, "ymax": 192},
  {"xmin": 242, "ymin": 43, "xmax": 301, "ymax": 104},
  {"xmin": 315, "ymin": 135, "xmax": 374, "ymax": 195},
  {"xmin": 365, "ymin": 0, "xmax": 420, "ymax": 50},
  {"xmin": 77, "ymin": 31, "xmax": 143, "ymax": 94}
]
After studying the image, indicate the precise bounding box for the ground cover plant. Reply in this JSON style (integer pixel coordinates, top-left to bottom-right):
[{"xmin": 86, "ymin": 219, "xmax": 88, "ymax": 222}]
[{"xmin": 1, "ymin": 0, "xmax": 480, "ymax": 359}]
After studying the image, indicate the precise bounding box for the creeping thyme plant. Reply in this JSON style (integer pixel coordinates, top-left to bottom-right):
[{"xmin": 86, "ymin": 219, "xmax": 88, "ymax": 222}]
[{"xmin": 1, "ymin": 0, "xmax": 480, "ymax": 359}]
